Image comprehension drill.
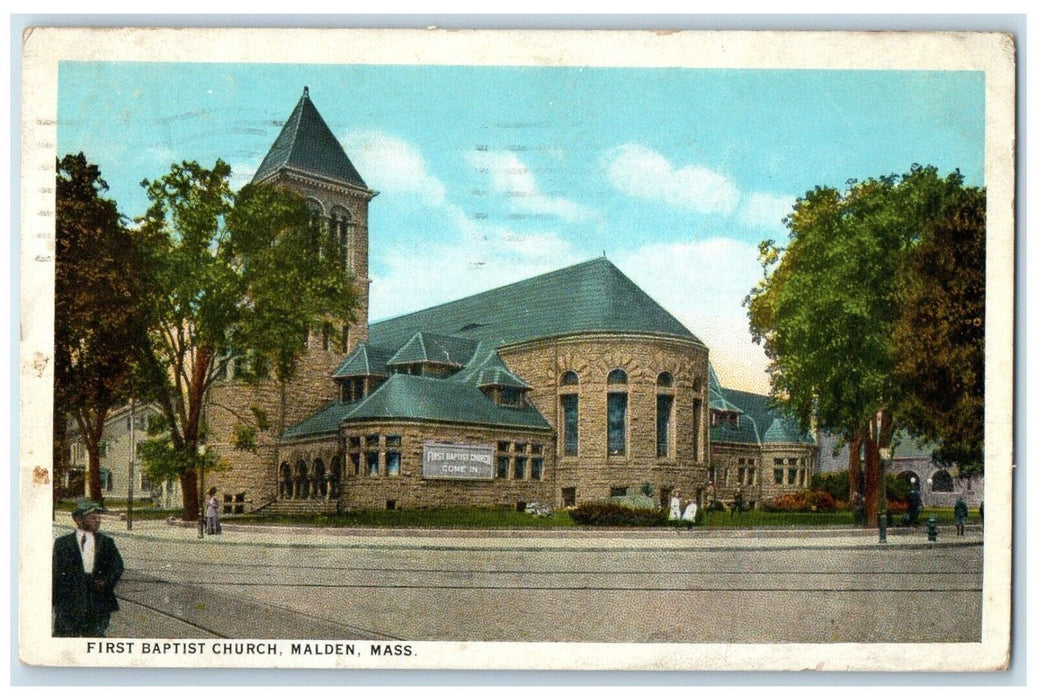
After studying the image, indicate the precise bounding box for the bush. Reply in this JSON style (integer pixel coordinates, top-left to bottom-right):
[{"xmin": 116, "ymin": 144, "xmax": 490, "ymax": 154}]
[
  {"xmin": 763, "ymin": 489, "xmax": 840, "ymax": 513},
  {"xmin": 609, "ymin": 493, "xmax": 656, "ymax": 510},
  {"xmin": 570, "ymin": 501, "xmax": 669, "ymax": 526},
  {"xmin": 811, "ymin": 471, "xmax": 850, "ymax": 501}
]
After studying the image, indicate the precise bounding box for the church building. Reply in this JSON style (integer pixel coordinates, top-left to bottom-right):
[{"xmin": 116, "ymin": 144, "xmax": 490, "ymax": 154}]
[{"xmin": 68, "ymin": 87, "xmax": 817, "ymax": 515}]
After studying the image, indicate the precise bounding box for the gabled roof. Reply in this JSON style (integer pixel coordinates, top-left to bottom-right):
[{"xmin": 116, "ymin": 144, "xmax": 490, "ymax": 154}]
[
  {"xmin": 465, "ymin": 352, "xmax": 532, "ymax": 389},
  {"xmin": 252, "ymin": 87, "xmax": 368, "ymax": 189},
  {"xmin": 719, "ymin": 388, "xmax": 815, "ymax": 446},
  {"xmin": 340, "ymin": 374, "xmax": 550, "ymax": 430},
  {"xmin": 332, "ymin": 343, "xmax": 394, "ymax": 379},
  {"xmin": 708, "ymin": 363, "xmax": 744, "ymax": 413},
  {"xmin": 386, "ymin": 332, "xmax": 480, "ymax": 368},
  {"xmin": 369, "ymin": 257, "xmax": 701, "ymax": 350}
]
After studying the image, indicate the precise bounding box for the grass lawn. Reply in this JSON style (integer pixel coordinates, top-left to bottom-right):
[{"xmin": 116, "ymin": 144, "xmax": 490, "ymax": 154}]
[
  {"xmin": 55, "ymin": 499, "xmax": 976, "ymax": 530},
  {"xmin": 233, "ymin": 506, "xmax": 576, "ymax": 529}
]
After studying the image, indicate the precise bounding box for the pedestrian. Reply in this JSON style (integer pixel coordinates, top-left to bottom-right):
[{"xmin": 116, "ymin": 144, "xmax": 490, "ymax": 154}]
[
  {"xmin": 205, "ymin": 487, "xmax": 222, "ymax": 535},
  {"xmin": 954, "ymin": 497, "xmax": 969, "ymax": 536},
  {"xmin": 682, "ymin": 499, "xmax": 698, "ymax": 525},
  {"xmin": 669, "ymin": 489, "xmax": 682, "ymax": 521},
  {"xmin": 732, "ymin": 489, "xmax": 744, "ymax": 518},
  {"xmin": 52, "ymin": 499, "xmax": 124, "ymax": 637},
  {"xmin": 853, "ymin": 491, "xmax": 865, "ymax": 527}
]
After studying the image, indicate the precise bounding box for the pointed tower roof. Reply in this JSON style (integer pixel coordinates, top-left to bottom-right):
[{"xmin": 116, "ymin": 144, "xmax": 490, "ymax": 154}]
[{"xmin": 252, "ymin": 86, "xmax": 368, "ymax": 189}]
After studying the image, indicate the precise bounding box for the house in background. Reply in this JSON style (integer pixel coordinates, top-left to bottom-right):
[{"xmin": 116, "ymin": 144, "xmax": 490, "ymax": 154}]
[{"xmin": 64, "ymin": 403, "xmax": 182, "ymax": 508}]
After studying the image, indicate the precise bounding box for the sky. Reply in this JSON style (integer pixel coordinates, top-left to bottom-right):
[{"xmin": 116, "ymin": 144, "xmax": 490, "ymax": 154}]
[{"xmin": 56, "ymin": 62, "xmax": 986, "ymax": 393}]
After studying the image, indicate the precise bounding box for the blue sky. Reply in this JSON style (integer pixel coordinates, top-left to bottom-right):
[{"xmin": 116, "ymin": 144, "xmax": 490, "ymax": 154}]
[{"xmin": 57, "ymin": 62, "xmax": 985, "ymax": 393}]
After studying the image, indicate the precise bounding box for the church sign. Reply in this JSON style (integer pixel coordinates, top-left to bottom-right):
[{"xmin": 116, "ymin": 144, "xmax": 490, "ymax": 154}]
[{"xmin": 422, "ymin": 443, "xmax": 495, "ymax": 480}]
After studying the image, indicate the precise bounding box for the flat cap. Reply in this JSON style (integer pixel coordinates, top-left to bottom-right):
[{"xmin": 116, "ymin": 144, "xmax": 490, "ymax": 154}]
[{"xmin": 72, "ymin": 499, "xmax": 101, "ymax": 518}]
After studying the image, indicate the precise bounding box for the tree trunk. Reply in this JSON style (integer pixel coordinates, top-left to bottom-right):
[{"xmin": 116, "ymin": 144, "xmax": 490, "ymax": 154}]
[
  {"xmin": 863, "ymin": 430, "xmax": 881, "ymax": 527},
  {"xmin": 181, "ymin": 467, "xmax": 200, "ymax": 522},
  {"xmin": 82, "ymin": 407, "xmax": 109, "ymax": 505},
  {"xmin": 86, "ymin": 442, "xmax": 103, "ymax": 505},
  {"xmin": 848, "ymin": 433, "xmax": 862, "ymax": 502}
]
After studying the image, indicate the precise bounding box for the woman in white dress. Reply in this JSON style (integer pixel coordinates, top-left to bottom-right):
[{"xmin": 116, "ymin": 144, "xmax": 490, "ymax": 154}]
[
  {"xmin": 682, "ymin": 500, "xmax": 698, "ymax": 523},
  {"xmin": 669, "ymin": 489, "xmax": 683, "ymax": 520}
]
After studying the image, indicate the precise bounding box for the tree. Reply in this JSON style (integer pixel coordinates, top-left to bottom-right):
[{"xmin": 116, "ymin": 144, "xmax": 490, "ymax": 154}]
[
  {"xmin": 893, "ymin": 185, "xmax": 985, "ymax": 475},
  {"xmin": 135, "ymin": 160, "xmax": 357, "ymax": 521},
  {"xmin": 55, "ymin": 153, "xmax": 150, "ymax": 503},
  {"xmin": 746, "ymin": 165, "xmax": 982, "ymax": 525}
]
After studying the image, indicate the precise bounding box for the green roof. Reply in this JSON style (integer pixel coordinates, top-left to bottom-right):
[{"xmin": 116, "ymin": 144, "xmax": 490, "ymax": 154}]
[
  {"xmin": 281, "ymin": 400, "xmax": 355, "ymax": 440},
  {"xmin": 387, "ymin": 331, "xmax": 480, "ymax": 368},
  {"xmin": 369, "ymin": 257, "xmax": 701, "ymax": 350},
  {"xmin": 332, "ymin": 343, "xmax": 394, "ymax": 378},
  {"xmin": 252, "ymin": 87, "xmax": 368, "ymax": 189},
  {"xmin": 716, "ymin": 388, "xmax": 815, "ymax": 446},
  {"xmin": 341, "ymin": 374, "xmax": 550, "ymax": 430}
]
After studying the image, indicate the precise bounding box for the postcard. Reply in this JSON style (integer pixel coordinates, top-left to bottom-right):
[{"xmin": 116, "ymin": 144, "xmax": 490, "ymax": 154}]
[{"xmin": 18, "ymin": 26, "xmax": 1015, "ymax": 671}]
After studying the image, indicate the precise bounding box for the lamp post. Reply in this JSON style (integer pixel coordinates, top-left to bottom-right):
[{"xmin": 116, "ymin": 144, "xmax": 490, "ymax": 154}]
[
  {"xmin": 878, "ymin": 447, "xmax": 891, "ymax": 543},
  {"xmin": 197, "ymin": 443, "xmax": 206, "ymax": 539},
  {"xmin": 127, "ymin": 397, "xmax": 135, "ymax": 531}
]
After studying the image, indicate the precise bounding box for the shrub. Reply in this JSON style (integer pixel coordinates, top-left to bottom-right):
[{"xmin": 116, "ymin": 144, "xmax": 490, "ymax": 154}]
[
  {"xmin": 763, "ymin": 489, "xmax": 840, "ymax": 513},
  {"xmin": 570, "ymin": 501, "xmax": 669, "ymax": 526},
  {"xmin": 811, "ymin": 471, "xmax": 850, "ymax": 501},
  {"xmin": 609, "ymin": 493, "xmax": 656, "ymax": 510}
]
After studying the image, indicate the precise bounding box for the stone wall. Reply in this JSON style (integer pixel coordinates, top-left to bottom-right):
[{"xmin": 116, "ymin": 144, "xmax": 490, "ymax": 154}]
[
  {"xmin": 500, "ymin": 333, "xmax": 711, "ymax": 505},
  {"xmin": 281, "ymin": 421, "xmax": 555, "ymax": 511}
]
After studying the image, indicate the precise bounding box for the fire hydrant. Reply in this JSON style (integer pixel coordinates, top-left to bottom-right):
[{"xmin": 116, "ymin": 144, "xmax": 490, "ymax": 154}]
[{"xmin": 927, "ymin": 516, "xmax": 938, "ymax": 543}]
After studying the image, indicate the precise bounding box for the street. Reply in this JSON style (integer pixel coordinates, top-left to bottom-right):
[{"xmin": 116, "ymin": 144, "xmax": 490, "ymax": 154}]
[{"xmin": 64, "ymin": 521, "xmax": 983, "ymax": 644}]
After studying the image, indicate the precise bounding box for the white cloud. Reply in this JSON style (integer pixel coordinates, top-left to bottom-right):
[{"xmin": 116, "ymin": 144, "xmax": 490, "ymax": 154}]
[
  {"xmin": 603, "ymin": 144, "xmax": 740, "ymax": 215},
  {"xmin": 739, "ymin": 192, "xmax": 795, "ymax": 231},
  {"xmin": 342, "ymin": 130, "xmax": 447, "ymax": 206},
  {"xmin": 612, "ymin": 238, "xmax": 771, "ymax": 394},
  {"xmin": 465, "ymin": 150, "xmax": 596, "ymax": 223}
]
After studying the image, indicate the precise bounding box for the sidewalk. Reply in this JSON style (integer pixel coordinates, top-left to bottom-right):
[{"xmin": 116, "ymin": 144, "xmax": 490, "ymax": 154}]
[{"xmin": 55, "ymin": 516, "xmax": 984, "ymax": 552}]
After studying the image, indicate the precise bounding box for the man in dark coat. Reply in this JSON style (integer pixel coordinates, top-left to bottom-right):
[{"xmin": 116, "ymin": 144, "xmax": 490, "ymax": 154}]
[{"xmin": 53, "ymin": 499, "xmax": 124, "ymax": 637}]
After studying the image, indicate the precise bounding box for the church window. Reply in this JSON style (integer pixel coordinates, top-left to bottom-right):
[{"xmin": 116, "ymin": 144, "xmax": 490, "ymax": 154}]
[
  {"xmin": 386, "ymin": 451, "xmax": 401, "ymax": 477},
  {"xmin": 514, "ymin": 457, "xmax": 527, "ymax": 480},
  {"xmin": 657, "ymin": 372, "xmax": 675, "ymax": 459},
  {"xmin": 497, "ymin": 456, "xmax": 509, "ymax": 479},
  {"xmin": 532, "ymin": 458, "xmax": 544, "ymax": 480},
  {"xmin": 607, "ymin": 370, "xmax": 628, "ymax": 457}
]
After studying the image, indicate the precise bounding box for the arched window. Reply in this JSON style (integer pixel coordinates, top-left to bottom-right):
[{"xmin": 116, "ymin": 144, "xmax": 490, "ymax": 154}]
[
  {"xmin": 330, "ymin": 206, "xmax": 352, "ymax": 266},
  {"xmin": 657, "ymin": 372, "xmax": 675, "ymax": 458},
  {"xmin": 312, "ymin": 459, "xmax": 326, "ymax": 499},
  {"xmin": 607, "ymin": 369, "xmax": 628, "ymax": 456},
  {"xmin": 559, "ymin": 371, "xmax": 579, "ymax": 457},
  {"xmin": 932, "ymin": 469, "xmax": 954, "ymax": 492}
]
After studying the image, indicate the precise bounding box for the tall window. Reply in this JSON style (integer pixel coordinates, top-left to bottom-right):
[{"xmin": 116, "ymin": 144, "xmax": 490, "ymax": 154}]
[
  {"xmin": 656, "ymin": 372, "xmax": 674, "ymax": 458},
  {"xmin": 331, "ymin": 206, "xmax": 351, "ymax": 266},
  {"xmin": 560, "ymin": 371, "xmax": 579, "ymax": 457},
  {"xmin": 607, "ymin": 369, "xmax": 628, "ymax": 456}
]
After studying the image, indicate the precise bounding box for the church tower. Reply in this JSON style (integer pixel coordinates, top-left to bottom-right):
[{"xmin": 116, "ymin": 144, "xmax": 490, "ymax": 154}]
[
  {"xmin": 205, "ymin": 87, "xmax": 375, "ymax": 510},
  {"xmin": 251, "ymin": 85, "xmax": 375, "ymax": 351}
]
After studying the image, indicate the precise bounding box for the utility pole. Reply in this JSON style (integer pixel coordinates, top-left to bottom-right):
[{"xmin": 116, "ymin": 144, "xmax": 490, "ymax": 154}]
[{"xmin": 127, "ymin": 395, "xmax": 135, "ymax": 531}]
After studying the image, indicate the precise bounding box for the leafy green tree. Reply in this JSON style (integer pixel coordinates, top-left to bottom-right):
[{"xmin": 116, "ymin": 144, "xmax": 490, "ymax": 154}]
[
  {"xmin": 746, "ymin": 165, "xmax": 981, "ymax": 525},
  {"xmin": 135, "ymin": 160, "xmax": 357, "ymax": 521},
  {"xmin": 893, "ymin": 186, "xmax": 985, "ymax": 475},
  {"xmin": 55, "ymin": 153, "xmax": 150, "ymax": 504}
]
